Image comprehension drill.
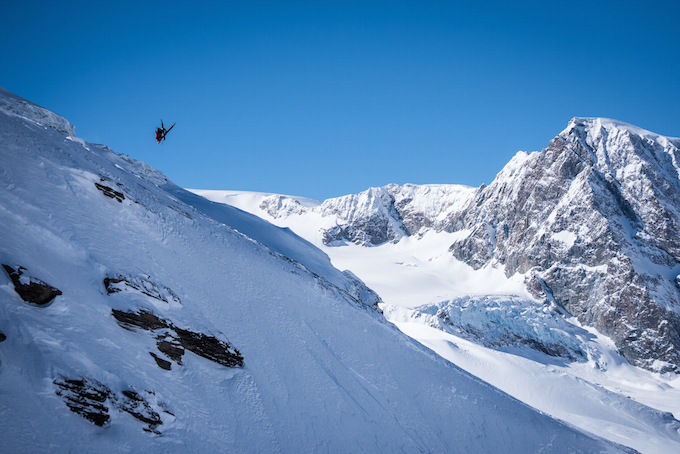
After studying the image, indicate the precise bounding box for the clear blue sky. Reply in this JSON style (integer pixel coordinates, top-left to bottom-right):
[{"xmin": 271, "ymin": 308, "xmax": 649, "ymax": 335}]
[{"xmin": 3, "ymin": 1, "xmax": 679, "ymax": 201}]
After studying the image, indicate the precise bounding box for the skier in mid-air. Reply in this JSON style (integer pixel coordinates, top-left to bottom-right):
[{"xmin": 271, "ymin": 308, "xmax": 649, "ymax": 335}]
[{"xmin": 155, "ymin": 119, "xmax": 175, "ymax": 143}]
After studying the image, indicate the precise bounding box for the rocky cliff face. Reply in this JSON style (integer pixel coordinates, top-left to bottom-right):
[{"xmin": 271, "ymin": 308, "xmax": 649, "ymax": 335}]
[
  {"xmin": 307, "ymin": 183, "xmax": 475, "ymax": 246},
  {"xmin": 448, "ymin": 118, "xmax": 680, "ymax": 373}
]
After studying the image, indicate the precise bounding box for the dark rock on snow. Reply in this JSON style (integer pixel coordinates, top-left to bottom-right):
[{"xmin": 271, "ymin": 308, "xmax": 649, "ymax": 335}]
[
  {"xmin": 156, "ymin": 339, "xmax": 184, "ymax": 364},
  {"xmin": 104, "ymin": 274, "xmax": 181, "ymax": 306},
  {"xmin": 112, "ymin": 308, "xmax": 169, "ymax": 331},
  {"xmin": 54, "ymin": 376, "xmax": 112, "ymax": 427},
  {"xmin": 54, "ymin": 375, "xmax": 167, "ymax": 432},
  {"xmin": 173, "ymin": 325, "xmax": 243, "ymax": 368},
  {"xmin": 117, "ymin": 390, "xmax": 163, "ymax": 432},
  {"xmin": 149, "ymin": 352, "xmax": 172, "ymax": 370},
  {"xmin": 111, "ymin": 308, "xmax": 244, "ymax": 368},
  {"xmin": 95, "ymin": 180, "xmax": 125, "ymax": 202},
  {"xmin": 3, "ymin": 264, "xmax": 62, "ymax": 306}
]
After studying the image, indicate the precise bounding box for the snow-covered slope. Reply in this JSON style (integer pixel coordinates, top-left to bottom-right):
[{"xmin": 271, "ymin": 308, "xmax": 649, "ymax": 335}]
[
  {"xmin": 0, "ymin": 86, "xmax": 76, "ymax": 136},
  {"xmin": 0, "ymin": 88, "xmax": 632, "ymax": 452},
  {"xmin": 193, "ymin": 119, "xmax": 680, "ymax": 453}
]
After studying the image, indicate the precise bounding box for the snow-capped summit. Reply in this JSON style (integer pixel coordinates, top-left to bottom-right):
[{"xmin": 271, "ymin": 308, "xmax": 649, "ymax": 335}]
[
  {"xmin": 257, "ymin": 116, "xmax": 680, "ymax": 374},
  {"xmin": 565, "ymin": 117, "xmax": 679, "ymax": 147},
  {"xmin": 198, "ymin": 117, "xmax": 680, "ymax": 373},
  {"xmin": 447, "ymin": 116, "xmax": 680, "ymax": 373}
]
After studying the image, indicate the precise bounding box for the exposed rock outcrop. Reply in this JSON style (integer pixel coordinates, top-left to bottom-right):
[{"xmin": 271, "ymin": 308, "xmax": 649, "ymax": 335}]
[
  {"xmin": 150, "ymin": 352, "xmax": 172, "ymax": 370},
  {"xmin": 54, "ymin": 375, "xmax": 169, "ymax": 432},
  {"xmin": 117, "ymin": 390, "xmax": 164, "ymax": 432},
  {"xmin": 95, "ymin": 180, "xmax": 125, "ymax": 203},
  {"xmin": 111, "ymin": 308, "xmax": 244, "ymax": 369},
  {"xmin": 54, "ymin": 376, "xmax": 112, "ymax": 427},
  {"xmin": 3, "ymin": 264, "xmax": 62, "ymax": 306}
]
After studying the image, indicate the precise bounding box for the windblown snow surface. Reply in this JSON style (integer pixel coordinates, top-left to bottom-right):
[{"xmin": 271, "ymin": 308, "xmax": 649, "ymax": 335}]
[
  {"xmin": 195, "ymin": 149, "xmax": 680, "ymax": 453},
  {"xmin": 0, "ymin": 87, "xmax": 637, "ymax": 452}
]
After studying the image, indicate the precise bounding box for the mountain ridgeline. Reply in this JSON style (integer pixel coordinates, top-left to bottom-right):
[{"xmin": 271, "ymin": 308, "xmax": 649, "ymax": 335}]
[{"xmin": 263, "ymin": 118, "xmax": 680, "ymax": 374}]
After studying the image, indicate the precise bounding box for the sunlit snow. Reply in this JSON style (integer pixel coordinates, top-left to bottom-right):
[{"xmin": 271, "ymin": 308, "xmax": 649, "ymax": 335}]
[
  {"xmin": 0, "ymin": 86, "xmax": 636, "ymax": 453},
  {"xmin": 200, "ymin": 174, "xmax": 680, "ymax": 454}
]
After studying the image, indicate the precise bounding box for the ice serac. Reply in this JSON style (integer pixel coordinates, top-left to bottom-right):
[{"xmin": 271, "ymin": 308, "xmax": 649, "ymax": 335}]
[{"xmin": 449, "ymin": 117, "xmax": 680, "ymax": 373}]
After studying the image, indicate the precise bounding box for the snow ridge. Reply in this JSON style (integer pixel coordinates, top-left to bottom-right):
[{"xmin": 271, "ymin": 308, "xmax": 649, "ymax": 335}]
[{"xmin": 0, "ymin": 86, "xmax": 75, "ymax": 136}]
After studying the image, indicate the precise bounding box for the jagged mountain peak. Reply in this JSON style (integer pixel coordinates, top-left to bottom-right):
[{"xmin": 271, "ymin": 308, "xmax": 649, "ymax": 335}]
[
  {"xmin": 449, "ymin": 118, "xmax": 680, "ymax": 373},
  {"xmin": 234, "ymin": 114, "xmax": 680, "ymax": 375}
]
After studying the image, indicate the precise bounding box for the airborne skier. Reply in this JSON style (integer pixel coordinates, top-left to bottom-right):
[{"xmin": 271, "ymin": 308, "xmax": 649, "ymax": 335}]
[{"xmin": 155, "ymin": 119, "xmax": 175, "ymax": 143}]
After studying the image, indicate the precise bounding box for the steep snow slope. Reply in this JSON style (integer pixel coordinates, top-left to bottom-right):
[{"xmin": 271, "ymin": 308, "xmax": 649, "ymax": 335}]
[
  {"xmin": 161, "ymin": 187, "xmax": 382, "ymax": 310},
  {"xmin": 197, "ymin": 177, "xmax": 680, "ymax": 452},
  {"xmin": 0, "ymin": 88, "xmax": 631, "ymax": 452}
]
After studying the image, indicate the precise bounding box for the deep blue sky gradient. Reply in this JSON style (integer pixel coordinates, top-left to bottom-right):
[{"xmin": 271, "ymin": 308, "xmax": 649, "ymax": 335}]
[{"xmin": 3, "ymin": 1, "xmax": 679, "ymax": 200}]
